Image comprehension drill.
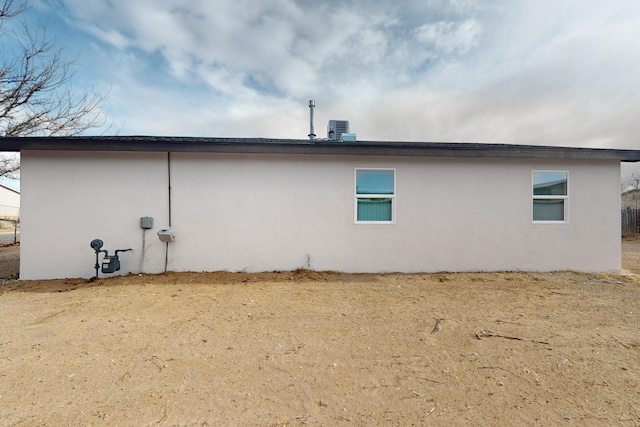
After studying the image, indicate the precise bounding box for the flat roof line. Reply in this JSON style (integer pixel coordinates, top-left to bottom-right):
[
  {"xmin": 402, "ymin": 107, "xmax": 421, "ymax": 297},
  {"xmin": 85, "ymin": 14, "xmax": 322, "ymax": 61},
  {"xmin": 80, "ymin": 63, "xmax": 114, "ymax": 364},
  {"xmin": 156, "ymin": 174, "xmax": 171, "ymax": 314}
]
[{"xmin": 2, "ymin": 136, "xmax": 640, "ymax": 161}]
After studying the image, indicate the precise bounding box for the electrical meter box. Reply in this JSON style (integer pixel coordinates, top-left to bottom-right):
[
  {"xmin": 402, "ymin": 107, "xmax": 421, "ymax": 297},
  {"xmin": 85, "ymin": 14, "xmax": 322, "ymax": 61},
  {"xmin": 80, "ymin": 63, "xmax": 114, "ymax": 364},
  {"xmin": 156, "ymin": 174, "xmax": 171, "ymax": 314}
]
[
  {"xmin": 157, "ymin": 229, "xmax": 175, "ymax": 242},
  {"xmin": 140, "ymin": 216, "xmax": 153, "ymax": 229}
]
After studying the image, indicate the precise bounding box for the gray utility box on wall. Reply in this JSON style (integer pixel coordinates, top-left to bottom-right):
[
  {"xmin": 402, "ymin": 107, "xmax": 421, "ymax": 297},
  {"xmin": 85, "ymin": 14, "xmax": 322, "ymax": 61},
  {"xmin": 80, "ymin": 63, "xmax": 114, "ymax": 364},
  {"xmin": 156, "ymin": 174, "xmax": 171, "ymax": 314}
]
[{"xmin": 140, "ymin": 216, "xmax": 153, "ymax": 229}]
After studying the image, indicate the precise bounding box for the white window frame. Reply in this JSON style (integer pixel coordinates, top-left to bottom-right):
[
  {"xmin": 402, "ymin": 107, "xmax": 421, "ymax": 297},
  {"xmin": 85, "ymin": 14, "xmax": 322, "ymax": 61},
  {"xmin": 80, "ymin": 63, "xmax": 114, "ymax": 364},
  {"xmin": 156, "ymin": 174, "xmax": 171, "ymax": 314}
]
[
  {"xmin": 354, "ymin": 168, "xmax": 396, "ymax": 224},
  {"xmin": 532, "ymin": 170, "xmax": 569, "ymax": 224}
]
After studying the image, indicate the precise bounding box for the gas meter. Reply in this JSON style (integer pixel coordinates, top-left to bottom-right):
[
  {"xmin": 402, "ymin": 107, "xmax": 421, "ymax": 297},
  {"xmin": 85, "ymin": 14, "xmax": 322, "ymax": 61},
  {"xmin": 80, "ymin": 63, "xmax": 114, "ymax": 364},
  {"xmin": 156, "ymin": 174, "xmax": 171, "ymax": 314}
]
[{"xmin": 90, "ymin": 239, "xmax": 132, "ymax": 279}]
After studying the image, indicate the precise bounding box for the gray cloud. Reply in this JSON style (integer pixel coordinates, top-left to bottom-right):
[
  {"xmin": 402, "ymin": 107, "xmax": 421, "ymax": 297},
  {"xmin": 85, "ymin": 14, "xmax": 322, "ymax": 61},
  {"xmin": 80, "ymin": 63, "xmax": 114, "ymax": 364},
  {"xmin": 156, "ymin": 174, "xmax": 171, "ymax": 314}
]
[{"xmin": 38, "ymin": 0, "xmax": 640, "ymax": 149}]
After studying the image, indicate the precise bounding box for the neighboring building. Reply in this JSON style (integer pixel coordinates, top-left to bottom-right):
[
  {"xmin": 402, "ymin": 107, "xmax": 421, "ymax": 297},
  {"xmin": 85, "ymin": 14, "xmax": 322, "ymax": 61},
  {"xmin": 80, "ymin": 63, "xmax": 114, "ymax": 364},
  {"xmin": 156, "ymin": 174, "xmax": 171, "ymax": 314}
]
[
  {"xmin": 622, "ymin": 188, "xmax": 640, "ymax": 209},
  {"xmin": 0, "ymin": 183, "xmax": 20, "ymax": 220},
  {"xmin": 3, "ymin": 136, "xmax": 640, "ymax": 280}
]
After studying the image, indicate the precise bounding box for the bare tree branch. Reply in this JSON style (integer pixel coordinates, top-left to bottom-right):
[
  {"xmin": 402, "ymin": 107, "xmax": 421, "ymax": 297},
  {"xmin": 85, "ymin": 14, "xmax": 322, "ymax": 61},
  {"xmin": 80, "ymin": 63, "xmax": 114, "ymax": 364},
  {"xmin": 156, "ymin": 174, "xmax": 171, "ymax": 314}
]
[
  {"xmin": 0, "ymin": 153, "xmax": 18, "ymax": 179},
  {"xmin": 623, "ymin": 170, "xmax": 640, "ymax": 191},
  {"xmin": 1, "ymin": 12, "xmax": 112, "ymax": 137},
  {"xmin": 0, "ymin": 0, "xmax": 26, "ymax": 21},
  {"xmin": 0, "ymin": 0, "xmax": 114, "ymax": 176}
]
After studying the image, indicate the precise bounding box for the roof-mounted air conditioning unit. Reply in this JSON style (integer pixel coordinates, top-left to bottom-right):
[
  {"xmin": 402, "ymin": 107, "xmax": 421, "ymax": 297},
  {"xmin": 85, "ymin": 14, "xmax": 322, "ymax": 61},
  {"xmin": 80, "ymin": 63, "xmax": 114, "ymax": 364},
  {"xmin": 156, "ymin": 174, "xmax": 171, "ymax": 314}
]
[{"xmin": 327, "ymin": 120, "xmax": 350, "ymax": 141}]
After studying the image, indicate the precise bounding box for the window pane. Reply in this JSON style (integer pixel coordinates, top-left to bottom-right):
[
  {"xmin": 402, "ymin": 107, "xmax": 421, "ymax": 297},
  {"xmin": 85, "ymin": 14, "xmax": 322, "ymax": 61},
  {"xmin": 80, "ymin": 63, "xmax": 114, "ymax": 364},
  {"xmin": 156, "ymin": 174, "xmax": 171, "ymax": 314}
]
[
  {"xmin": 533, "ymin": 199, "xmax": 564, "ymax": 221},
  {"xmin": 356, "ymin": 170, "xmax": 394, "ymax": 195},
  {"xmin": 533, "ymin": 172, "xmax": 567, "ymax": 195},
  {"xmin": 357, "ymin": 198, "xmax": 392, "ymax": 221}
]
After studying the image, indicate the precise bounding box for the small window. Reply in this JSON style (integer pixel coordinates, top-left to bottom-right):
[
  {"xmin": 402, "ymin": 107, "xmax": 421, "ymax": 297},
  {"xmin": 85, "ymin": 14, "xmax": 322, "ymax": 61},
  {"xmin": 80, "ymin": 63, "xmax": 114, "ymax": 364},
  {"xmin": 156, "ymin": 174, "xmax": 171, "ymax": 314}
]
[
  {"xmin": 532, "ymin": 171, "xmax": 568, "ymax": 222},
  {"xmin": 355, "ymin": 169, "xmax": 395, "ymax": 223}
]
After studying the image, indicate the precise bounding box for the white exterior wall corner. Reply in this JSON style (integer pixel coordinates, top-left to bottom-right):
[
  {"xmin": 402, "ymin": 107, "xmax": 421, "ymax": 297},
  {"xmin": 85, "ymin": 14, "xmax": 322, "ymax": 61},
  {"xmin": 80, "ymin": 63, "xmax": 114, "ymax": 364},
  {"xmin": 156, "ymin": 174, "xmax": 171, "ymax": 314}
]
[{"xmin": 20, "ymin": 150, "xmax": 622, "ymax": 280}]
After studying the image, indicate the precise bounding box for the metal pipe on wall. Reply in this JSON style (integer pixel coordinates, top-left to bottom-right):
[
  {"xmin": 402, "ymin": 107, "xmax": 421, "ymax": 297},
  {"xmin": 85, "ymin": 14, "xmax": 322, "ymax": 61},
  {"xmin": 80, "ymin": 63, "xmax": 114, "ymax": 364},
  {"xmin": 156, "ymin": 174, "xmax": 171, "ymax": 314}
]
[{"xmin": 165, "ymin": 152, "xmax": 172, "ymax": 272}]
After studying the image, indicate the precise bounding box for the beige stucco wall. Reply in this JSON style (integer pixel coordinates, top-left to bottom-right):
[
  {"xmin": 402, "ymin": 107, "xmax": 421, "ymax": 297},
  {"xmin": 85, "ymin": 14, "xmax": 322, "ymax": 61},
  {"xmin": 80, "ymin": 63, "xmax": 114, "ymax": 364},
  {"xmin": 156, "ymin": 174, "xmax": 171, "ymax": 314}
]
[{"xmin": 20, "ymin": 150, "xmax": 621, "ymax": 279}]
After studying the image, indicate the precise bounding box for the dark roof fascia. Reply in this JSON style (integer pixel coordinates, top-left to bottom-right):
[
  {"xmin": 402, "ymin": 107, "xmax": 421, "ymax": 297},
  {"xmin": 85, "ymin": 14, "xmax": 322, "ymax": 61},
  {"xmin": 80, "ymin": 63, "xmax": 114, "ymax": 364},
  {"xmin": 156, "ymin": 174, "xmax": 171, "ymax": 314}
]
[{"xmin": 2, "ymin": 136, "xmax": 640, "ymax": 162}]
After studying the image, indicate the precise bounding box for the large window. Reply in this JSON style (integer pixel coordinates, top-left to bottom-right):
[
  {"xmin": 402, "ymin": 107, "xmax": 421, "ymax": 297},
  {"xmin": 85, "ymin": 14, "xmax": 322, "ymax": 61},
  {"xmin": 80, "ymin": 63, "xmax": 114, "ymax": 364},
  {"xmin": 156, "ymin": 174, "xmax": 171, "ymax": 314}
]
[
  {"xmin": 532, "ymin": 171, "xmax": 568, "ymax": 222},
  {"xmin": 355, "ymin": 169, "xmax": 395, "ymax": 223}
]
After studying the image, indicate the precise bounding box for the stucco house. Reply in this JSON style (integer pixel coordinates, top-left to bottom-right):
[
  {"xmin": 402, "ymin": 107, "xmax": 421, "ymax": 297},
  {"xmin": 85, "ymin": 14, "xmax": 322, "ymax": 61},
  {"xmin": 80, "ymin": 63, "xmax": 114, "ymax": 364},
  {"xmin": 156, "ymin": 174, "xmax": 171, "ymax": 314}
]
[
  {"xmin": 0, "ymin": 182, "xmax": 20, "ymax": 220},
  {"xmin": 4, "ymin": 136, "xmax": 640, "ymax": 280}
]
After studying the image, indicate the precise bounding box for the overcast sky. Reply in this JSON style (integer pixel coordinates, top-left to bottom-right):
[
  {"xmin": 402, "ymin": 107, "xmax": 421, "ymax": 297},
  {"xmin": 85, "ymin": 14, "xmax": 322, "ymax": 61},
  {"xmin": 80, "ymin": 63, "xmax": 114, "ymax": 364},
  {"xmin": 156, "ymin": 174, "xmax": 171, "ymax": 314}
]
[{"xmin": 7, "ymin": 0, "xmax": 640, "ymax": 153}]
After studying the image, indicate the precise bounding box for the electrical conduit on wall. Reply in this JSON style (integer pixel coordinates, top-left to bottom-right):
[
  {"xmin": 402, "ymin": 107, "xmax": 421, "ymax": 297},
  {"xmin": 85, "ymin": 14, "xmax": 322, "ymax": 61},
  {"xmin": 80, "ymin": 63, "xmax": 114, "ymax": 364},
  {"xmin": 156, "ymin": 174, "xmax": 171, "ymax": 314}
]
[{"xmin": 165, "ymin": 152, "xmax": 172, "ymax": 272}]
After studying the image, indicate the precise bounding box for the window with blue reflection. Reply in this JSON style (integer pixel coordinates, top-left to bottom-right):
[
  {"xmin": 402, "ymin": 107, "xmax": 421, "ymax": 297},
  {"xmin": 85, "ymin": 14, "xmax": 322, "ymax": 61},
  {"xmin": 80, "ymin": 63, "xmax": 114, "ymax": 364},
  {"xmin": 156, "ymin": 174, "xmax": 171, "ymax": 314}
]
[
  {"xmin": 356, "ymin": 169, "xmax": 394, "ymax": 222},
  {"xmin": 533, "ymin": 172, "xmax": 567, "ymax": 196},
  {"xmin": 533, "ymin": 171, "xmax": 568, "ymax": 222},
  {"xmin": 356, "ymin": 170, "xmax": 394, "ymax": 195}
]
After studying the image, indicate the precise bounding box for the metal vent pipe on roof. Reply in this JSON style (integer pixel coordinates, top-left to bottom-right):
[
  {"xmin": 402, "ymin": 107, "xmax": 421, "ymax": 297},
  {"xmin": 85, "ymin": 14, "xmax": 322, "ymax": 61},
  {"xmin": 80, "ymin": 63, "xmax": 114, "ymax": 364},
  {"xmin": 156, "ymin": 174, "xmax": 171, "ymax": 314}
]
[{"xmin": 308, "ymin": 100, "xmax": 316, "ymax": 141}]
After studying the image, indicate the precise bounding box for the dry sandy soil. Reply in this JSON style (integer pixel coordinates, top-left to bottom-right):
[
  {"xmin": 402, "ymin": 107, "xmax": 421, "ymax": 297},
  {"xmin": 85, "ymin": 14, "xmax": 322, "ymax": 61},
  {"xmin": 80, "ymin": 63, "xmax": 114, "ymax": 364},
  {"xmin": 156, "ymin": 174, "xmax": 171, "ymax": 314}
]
[{"xmin": 0, "ymin": 243, "xmax": 639, "ymax": 426}]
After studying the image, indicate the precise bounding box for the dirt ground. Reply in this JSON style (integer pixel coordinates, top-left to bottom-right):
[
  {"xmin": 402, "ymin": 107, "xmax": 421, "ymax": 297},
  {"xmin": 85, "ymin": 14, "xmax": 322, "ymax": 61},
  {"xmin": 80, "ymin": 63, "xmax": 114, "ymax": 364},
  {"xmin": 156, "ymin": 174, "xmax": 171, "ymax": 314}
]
[
  {"xmin": 0, "ymin": 244, "xmax": 19, "ymax": 280},
  {"xmin": 0, "ymin": 243, "xmax": 639, "ymax": 426}
]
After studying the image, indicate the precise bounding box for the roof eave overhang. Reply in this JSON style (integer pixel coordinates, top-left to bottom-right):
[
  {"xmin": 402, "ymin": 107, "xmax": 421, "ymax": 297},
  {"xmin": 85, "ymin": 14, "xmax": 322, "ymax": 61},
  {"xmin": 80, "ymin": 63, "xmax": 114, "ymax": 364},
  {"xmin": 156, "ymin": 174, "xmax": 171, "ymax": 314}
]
[{"xmin": 2, "ymin": 136, "xmax": 640, "ymax": 162}]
